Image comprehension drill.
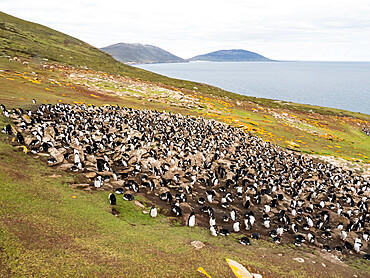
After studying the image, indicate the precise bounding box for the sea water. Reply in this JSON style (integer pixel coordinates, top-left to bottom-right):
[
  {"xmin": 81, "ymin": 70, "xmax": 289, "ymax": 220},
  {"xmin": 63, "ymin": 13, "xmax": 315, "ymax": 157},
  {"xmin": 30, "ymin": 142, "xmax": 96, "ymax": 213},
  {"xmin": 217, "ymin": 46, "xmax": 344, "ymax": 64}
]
[{"xmin": 136, "ymin": 61, "xmax": 370, "ymax": 114}]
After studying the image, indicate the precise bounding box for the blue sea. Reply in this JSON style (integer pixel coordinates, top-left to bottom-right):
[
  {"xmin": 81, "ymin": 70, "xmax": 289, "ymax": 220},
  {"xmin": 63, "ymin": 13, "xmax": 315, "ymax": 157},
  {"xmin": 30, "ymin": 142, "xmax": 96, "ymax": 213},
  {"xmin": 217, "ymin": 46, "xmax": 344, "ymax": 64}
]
[{"xmin": 135, "ymin": 61, "xmax": 370, "ymax": 115}]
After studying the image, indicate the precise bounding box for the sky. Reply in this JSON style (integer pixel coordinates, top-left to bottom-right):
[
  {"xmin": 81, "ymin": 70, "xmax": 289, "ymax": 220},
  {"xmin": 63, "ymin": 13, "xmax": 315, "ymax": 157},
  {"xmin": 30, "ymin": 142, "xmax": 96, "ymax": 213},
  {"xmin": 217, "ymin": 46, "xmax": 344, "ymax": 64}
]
[{"xmin": 2, "ymin": 0, "xmax": 370, "ymax": 61}]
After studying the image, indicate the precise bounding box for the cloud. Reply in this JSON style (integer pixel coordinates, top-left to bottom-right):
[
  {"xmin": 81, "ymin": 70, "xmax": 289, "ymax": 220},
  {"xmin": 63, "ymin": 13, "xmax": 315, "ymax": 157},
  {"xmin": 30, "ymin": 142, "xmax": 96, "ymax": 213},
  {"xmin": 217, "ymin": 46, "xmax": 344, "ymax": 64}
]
[{"xmin": 1, "ymin": 0, "xmax": 370, "ymax": 60}]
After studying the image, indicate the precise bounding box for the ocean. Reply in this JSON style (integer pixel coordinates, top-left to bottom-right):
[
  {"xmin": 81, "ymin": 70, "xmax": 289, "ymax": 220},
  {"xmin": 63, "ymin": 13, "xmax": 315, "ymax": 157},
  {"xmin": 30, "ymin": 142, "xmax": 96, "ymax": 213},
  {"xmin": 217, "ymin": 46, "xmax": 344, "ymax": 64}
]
[{"xmin": 135, "ymin": 61, "xmax": 370, "ymax": 114}]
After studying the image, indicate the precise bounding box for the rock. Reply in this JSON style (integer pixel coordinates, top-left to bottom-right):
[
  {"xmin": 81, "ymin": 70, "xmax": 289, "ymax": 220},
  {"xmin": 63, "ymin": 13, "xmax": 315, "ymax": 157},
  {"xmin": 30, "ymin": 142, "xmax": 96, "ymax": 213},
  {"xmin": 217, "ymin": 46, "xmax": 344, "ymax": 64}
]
[
  {"xmin": 70, "ymin": 184, "xmax": 90, "ymax": 189},
  {"xmin": 86, "ymin": 154, "xmax": 97, "ymax": 163},
  {"xmin": 134, "ymin": 200, "xmax": 145, "ymax": 209},
  {"xmin": 191, "ymin": 240, "xmax": 205, "ymax": 250},
  {"xmin": 158, "ymin": 187, "xmax": 170, "ymax": 194},
  {"xmin": 179, "ymin": 202, "xmax": 193, "ymax": 214},
  {"xmin": 293, "ymin": 258, "xmax": 305, "ymax": 263},
  {"xmin": 49, "ymin": 174, "xmax": 62, "ymax": 178},
  {"xmin": 85, "ymin": 172, "xmax": 97, "ymax": 178},
  {"xmin": 58, "ymin": 163, "xmax": 74, "ymax": 170},
  {"xmin": 44, "ymin": 126, "xmax": 55, "ymax": 139},
  {"xmin": 21, "ymin": 115, "xmax": 32, "ymax": 124},
  {"xmin": 111, "ymin": 180, "xmax": 125, "ymax": 186},
  {"xmin": 24, "ymin": 135, "xmax": 35, "ymax": 145},
  {"xmin": 49, "ymin": 147, "xmax": 64, "ymax": 163}
]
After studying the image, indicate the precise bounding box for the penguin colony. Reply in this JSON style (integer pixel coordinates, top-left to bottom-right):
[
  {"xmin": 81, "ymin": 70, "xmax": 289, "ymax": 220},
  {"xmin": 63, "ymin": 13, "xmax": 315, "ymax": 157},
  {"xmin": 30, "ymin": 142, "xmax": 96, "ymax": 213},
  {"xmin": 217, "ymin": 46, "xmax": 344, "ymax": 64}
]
[{"xmin": 1, "ymin": 103, "xmax": 369, "ymax": 259}]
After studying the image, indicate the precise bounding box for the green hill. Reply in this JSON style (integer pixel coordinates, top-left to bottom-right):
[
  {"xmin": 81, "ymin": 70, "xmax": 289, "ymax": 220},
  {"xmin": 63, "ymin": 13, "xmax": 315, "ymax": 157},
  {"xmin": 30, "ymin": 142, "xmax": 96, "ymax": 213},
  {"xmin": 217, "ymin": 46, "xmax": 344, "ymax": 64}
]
[{"xmin": 100, "ymin": 43, "xmax": 186, "ymax": 64}]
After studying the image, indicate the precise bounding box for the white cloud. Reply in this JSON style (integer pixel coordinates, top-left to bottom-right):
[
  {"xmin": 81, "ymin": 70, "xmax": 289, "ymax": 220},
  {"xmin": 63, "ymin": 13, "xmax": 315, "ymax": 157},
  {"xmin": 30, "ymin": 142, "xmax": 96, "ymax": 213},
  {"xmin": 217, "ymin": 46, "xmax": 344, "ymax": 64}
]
[{"xmin": 1, "ymin": 0, "xmax": 370, "ymax": 60}]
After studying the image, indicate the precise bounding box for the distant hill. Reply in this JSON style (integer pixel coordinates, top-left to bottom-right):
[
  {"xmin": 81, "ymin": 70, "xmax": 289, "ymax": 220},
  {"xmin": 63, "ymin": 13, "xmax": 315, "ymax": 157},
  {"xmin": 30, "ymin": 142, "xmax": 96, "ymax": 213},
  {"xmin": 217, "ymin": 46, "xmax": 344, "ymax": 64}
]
[
  {"xmin": 100, "ymin": 43, "xmax": 186, "ymax": 64},
  {"xmin": 189, "ymin": 49, "xmax": 272, "ymax": 62}
]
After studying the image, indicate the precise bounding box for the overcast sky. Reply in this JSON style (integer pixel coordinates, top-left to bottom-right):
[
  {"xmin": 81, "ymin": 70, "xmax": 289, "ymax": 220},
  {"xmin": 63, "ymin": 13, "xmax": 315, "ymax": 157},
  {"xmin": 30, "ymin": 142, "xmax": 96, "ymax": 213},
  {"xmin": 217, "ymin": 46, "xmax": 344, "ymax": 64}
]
[{"xmin": 2, "ymin": 0, "xmax": 370, "ymax": 61}]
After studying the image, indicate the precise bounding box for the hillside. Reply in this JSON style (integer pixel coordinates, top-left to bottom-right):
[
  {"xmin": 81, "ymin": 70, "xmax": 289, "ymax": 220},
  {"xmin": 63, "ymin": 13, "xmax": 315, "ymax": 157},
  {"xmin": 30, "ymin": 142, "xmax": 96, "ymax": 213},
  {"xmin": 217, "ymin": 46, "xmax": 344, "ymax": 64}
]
[
  {"xmin": 100, "ymin": 43, "xmax": 186, "ymax": 64},
  {"xmin": 189, "ymin": 49, "xmax": 272, "ymax": 62},
  {"xmin": 0, "ymin": 11, "xmax": 369, "ymax": 278}
]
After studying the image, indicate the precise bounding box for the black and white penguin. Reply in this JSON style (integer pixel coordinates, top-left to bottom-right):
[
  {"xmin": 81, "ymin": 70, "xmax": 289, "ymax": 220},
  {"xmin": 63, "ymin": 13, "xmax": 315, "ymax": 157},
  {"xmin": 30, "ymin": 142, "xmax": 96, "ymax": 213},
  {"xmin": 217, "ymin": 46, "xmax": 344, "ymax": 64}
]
[
  {"xmin": 150, "ymin": 205, "xmax": 158, "ymax": 218},
  {"xmin": 354, "ymin": 238, "xmax": 362, "ymax": 253},
  {"xmin": 323, "ymin": 245, "xmax": 332, "ymax": 252},
  {"xmin": 233, "ymin": 221, "xmax": 240, "ymax": 233},
  {"xmin": 108, "ymin": 193, "xmax": 116, "ymax": 205},
  {"xmin": 251, "ymin": 232, "xmax": 260, "ymax": 240},
  {"xmin": 123, "ymin": 193, "xmax": 134, "ymax": 201},
  {"xmin": 188, "ymin": 212, "xmax": 195, "ymax": 227},
  {"xmin": 230, "ymin": 208, "xmax": 236, "ymax": 222},
  {"xmin": 171, "ymin": 203, "xmax": 182, "ymax": 216},
  {"xmin": 209, "ymin": 216, "xmax": 216, "ymax": 226},
  {"xmin": 210, "ymin": 225, "xmax": 218, "ymax": 237},
  {"xmin": 307, "ymin": 233, "xmax": 315, "ymax": 244},
  {"xmin": 239, "ymin": 236, "xmax": 250, "ymax": 245},
  {"xmin": 219, "ymin": 228, "xmax": 230, "ymax": 236}
]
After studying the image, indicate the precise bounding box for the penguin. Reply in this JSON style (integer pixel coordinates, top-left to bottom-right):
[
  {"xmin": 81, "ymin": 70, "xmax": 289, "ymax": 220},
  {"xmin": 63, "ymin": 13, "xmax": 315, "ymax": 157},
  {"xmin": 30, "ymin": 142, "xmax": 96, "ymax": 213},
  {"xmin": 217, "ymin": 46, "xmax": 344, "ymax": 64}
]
[
  {"xmin": 115, "ymin": 188, "xmax": 124, "ymax": 194},
  {"xmin": 251, "ymin": 232, "xmax": 260, "ymax": 240},
  {"xmin": 219, "ymin": 228, "xmax": 230, "ymax": 236},
  {"xmin": 188, "ymin": 212, "xmax": 195, "ymax": 227},
  {"xmin": 291, "ymin": 223, "xmax": 298, "ymax": 234},
  {"xmin": 198, "ymin": 197, "xmax": 206, "ymax": 205},
  {"xmin": 150, "ymin": 205, "xmax": 158, "ymax": 218},
  {"xmin": 239, "ymin": 236, "xmax": 250, "ymax": 245},
  {"xmin": 209, "ymin": 216, "xmax": 216, "ymax": 226},
  {"xmin": 307, "ymin": 233, "xmax": 315, "ymax": 244},
  {"xmin": 277, "ymin": 225, "xmax": 284, "ymax": 237},
  {"xmin": 123, "ymin": 194, "xmax": 134, "ymax": 201},
  {"xmin": 323, "ymin": 245, "xmax": 332, "ymax": 252},
  {"xmin": 230, "ymin": 208, "xmax": 236, "ymax": 221},
  {"xmin": 233, "ymin": 221, "xmax": 240, "ymax": 233},
  {"xmin": 210, "ymin": 225, "xmax": 218, "ymax": 236},
  {"xmin": 354, "ymin": 239, "xmax": 362, "ymax": 253},
  {"xmin": 171, "ymin": 204, "xmax": 182, "ymax": 216},
  {"xmin": 16, "ymin": 132, "xmax": 25, "ymax": 144},
  {"xmin": 108, "ymin": 193, "xmax": 116, "ymax": 205},
  {"xmin": 222, "ymin": 215, "xmax": 229, "ymax": 222},
  {"xmin": 94, "ymin": 176, "xmax": 102, "ymax": 188}
]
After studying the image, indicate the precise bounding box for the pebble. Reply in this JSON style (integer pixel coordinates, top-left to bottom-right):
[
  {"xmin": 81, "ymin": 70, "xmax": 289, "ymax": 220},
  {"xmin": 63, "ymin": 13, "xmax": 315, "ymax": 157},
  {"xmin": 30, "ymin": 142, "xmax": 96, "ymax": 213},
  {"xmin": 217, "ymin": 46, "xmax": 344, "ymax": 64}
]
[
  {"xmin": 191, "ymin": 240, "xmax": 205, "ymax": 250},
  {"xmin": 293, "ymin": 258, "xmax": 305, "ymax": 263}
]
